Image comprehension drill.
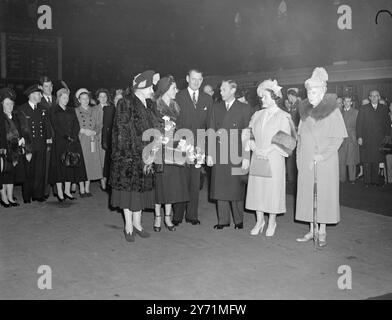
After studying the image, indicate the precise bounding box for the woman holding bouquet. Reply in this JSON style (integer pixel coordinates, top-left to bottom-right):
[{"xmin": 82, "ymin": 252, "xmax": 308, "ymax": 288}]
[
  {"xmin": 110, "ymin": 70, "xmax": 160, "ymax": 242},
  {"xmin": 152, "ymin": 76, "xmax": 190, "ymax": 232},
  {"xmin": 243, "ymin": 80, "xmax": 292, "ymax": 237}
]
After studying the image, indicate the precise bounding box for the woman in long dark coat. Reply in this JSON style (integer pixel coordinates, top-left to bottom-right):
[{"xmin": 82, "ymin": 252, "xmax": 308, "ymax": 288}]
[
  {"xmin": 152, "ymin": 76, "xmax": 189, "ymax": 232},
  {"xmin": 49, "ymin": 88, "xmax": 87, "ymax": 202},
  {"xmin": 95, "ymin": 88, "xmax": 115, "ymax": 190},
  {"xmin": 0, "ymin": 88, "xmax": 25, "ymax": 207},
  {"xmin": 110, "ymin": 70, "xmax": 160, "ymax": 242}
]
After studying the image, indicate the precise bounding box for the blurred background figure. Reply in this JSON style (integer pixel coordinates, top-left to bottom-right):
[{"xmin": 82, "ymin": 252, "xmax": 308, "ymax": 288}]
[
  {"xmin": 338, "ymin": 96, "xmax": 360, "ymax": 184},
  {"xmin": 336, "ymin": 97, "xmax": 343, "ymax": 110},
  {"xmin": 113, "ymin": 89, "xmax": 124, "ymax": 107},
  {"xmin": 95, "ymin": 88, "xmax": 114, "ymax": 191},
  {"xmin": 75, "ymin": 88, "xmax": 103, "ymax": 197},
  {"xmin": 203, "ymin": 84, "xmax": 214, "ymax": 97}
]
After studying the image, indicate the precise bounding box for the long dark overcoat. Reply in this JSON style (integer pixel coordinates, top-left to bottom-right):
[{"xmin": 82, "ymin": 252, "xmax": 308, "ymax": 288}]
[{"xmin": 208, "ymin": 100, "xmax": 252, "ymax": 201}]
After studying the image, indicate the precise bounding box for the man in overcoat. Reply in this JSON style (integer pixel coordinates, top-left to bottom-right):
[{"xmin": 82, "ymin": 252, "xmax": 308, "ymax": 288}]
[
  {"xmin": 339, "ymin": 96, "xmax": 360, "ymax": 183},
  {"xmin": 356, "ymin": 90, "xmax": 391, "ymax": 186},
  {"xmin": 207, "ymin": 80, "xmax": 252, "ymax": 230}
]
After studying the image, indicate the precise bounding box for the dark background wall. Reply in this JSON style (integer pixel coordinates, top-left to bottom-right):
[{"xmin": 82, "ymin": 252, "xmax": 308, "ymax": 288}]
[{"xmin": 1, "ymin": 0, "xmax": 391, "ymax": 91}]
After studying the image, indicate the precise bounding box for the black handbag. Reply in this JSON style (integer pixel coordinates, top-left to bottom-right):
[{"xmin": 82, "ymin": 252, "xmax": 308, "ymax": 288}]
[
  {"xmin": 0, "ymin": 155, "xmax": 14, "ymax": 173},
  {"xmin": 61, "ymin": 140, "xmax": 81, "ymax": 167}
]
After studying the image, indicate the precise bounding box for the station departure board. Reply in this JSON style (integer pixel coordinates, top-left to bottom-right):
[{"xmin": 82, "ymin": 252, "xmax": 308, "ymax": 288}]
[{"xmin": 0, "ymin": 32, "xmax": 61, "ymax": 81}]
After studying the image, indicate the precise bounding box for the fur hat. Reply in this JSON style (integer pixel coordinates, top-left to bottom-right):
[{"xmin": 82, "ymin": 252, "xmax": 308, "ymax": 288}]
[
  {"xmin": 305, "ymin": 67, "xmax": 329, "ymax": 89},
  {"xmin": 132, "ymin": 70, "xmax": 160, "ymax": 90}
]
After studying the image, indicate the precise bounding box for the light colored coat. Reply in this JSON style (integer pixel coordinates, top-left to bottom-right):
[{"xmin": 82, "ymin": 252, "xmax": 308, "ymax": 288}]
[
  {"xmin": 295, "ymin": 94, "xmax": 347, "ymax": 224},
  {"xmin": 245, "ymin": 107, "xmax": 290, "ymax": 213}
]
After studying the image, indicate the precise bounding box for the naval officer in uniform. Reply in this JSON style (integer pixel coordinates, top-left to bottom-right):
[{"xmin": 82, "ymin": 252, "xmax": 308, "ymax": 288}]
[{"xmin": 16, "ymin": 85, "xmax": 52, "ymax": 203}]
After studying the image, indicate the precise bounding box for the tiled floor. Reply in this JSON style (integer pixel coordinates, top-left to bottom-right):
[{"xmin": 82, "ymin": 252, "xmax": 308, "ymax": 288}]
[{"xmin": 1, "ymin": 184, "xmax": 391, "ymax": 299}]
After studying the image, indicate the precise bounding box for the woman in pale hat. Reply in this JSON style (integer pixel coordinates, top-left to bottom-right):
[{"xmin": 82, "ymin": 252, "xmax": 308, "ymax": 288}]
[
  {"xmin": 110, "ymin": 70, "xmax": 160, "ymax": 242},
  {"xmin": 48, "ymin": 88, "xmax": 87, "ymax": 202},
  {"xmin": 295, "ymin": 67, "xmax": 347, "ymax": 247},
  {"xmin": 74, "ymin": 88, "xmax": 103, "ymax": 197},
  {"xmin": 243, "ymin": 79, "xmax": 292, "ymax": 237},
  {"xmin": 152, "ymin": 76, "xmax": 189, "ymax": 232}
]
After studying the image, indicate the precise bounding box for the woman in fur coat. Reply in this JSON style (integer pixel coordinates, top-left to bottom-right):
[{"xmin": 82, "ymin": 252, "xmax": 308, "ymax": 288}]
[{"xmin": 295, "ymin": 67, "xmax": 348, "ymax": 247}]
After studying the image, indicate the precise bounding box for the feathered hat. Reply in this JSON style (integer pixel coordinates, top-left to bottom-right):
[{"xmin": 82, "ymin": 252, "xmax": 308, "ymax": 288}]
[
  {"xmin": 132, "ymin": 70, "xmax": 160, "ymax": 90},
  {"xmin": 305, "ymin": 67, "xmax": 329, "ymax": 89},
  {"xmin": 257, "ymin": 79, "xmax": 283, "ymax": 98}
]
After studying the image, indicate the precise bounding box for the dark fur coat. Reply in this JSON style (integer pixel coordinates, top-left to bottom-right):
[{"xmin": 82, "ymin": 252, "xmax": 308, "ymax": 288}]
[{"xmin": 110, "ymin": 94, "xmax": 160, "ymax": 192}]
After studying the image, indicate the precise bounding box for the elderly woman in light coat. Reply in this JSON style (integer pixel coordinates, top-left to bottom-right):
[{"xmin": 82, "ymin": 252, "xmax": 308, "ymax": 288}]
[{"xmin": 295, "ymin": 67, "xmax": 347, "ymax": 247}]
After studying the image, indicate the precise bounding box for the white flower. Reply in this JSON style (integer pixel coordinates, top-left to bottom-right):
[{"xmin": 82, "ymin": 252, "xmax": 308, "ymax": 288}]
[
  {"xmin": 162, "ymin": 137, "xmax": 170, "ymax": 145},
  {"xmin": 162, "ymin": 116, "xmax": 170, "ymax": 122}
]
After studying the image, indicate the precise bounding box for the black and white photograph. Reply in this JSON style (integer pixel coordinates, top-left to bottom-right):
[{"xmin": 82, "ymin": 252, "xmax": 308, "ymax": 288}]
[{"xmin": 0, "ymin": 0, "xmax": 392, "ymax": 305}]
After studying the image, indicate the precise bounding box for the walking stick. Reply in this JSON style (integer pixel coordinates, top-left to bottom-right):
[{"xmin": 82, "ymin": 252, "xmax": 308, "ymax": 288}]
[{"xmin": 313, "ymin": 160, "xmax": 318, "ymax": 249}]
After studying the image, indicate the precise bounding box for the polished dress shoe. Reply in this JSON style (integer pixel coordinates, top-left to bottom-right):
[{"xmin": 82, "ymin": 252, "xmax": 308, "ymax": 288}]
[
  {"xmin": 213, "ymin": 224, "xmax": 230, "ymax": 230},
  {"xmin": 234, "ymin": 222, "xmax": 244, "ymax": 230},
  {"xmin": 134, "ymin": 228, "xmax": 150, "ymax": 238},
  {"xmin": 123, "ymin": 230, "xmax": 135, "ymax": 242},
  {"xmin": 23, "ymin": 200, "xmax": 31, "ymax": 204},
  {"xmin": 79, "ymin": 192, "xmax": 87, "ymax": 198},
  {"xmin": 85, "ymin": 192, "xmax": 93, "ymax": 197},
  {"xmin": 186, "ymin": 219, "xmax": 201, "ymax": 225}
]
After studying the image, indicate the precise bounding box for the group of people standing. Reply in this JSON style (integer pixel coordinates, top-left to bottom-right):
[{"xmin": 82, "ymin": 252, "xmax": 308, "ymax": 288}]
[
  {"xmin": 108, "ymin": 66, "xmax": 351, "ymax": 248},
  {"xmin": 0, "ymin": 77, "xmax": 115, "ymax": 206},
  {"xmin": 2, "ymin": 66, "xmax": 389, "ymax": 249}
]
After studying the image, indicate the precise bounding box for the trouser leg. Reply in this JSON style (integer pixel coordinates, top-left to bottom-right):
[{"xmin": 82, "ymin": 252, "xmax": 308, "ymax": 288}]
[{"xmin": 217, "ymin": 200, "xmax": 231, "ymax": 225}]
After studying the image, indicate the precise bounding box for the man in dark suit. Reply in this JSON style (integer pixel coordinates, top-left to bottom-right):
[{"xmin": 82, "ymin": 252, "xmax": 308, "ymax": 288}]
[
  {"xmin": 38, "ymin": 76, "xmax": 56, "ymax": 198},
  {"xmin": 16, "ymin": 85, "xmax": 52, "ymax": 203},
  {"xmin": 356, "ymin": 90, "xmax": 391, "ymax": 186},
  {"xmin": 207, "ymin": 80, "xmax": 252, "ymax": 230},
  {"xmin": 172, "ymin": 69, "xmax": 213, "ymax": 226}
]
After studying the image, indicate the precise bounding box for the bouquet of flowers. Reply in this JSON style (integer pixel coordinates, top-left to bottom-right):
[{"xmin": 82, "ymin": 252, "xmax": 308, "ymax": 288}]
[{"xmin": 177, "ymin": 139, "xmax": 206, "ymax": 168}]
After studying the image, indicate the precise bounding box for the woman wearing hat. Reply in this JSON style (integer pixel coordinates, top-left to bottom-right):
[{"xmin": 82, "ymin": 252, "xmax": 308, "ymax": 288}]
[
  {"xmin": 152, "ymin": 76, "xmax": 189, "ymax": 232},
  {"xmin": 0, "ymin": 88, "xmax": 25, "ymax": 207},
  {"xmin": 48, "ymin": 88, "xmax": 87, "ymax": 202},
  {"xmin": 243, "ymin": 79, "xmax": 292, "ymax": 237},
  {"xmin": 110, "ymin": 70, "xmax": 160, "ymax": 242},
  {"xmin": 95, "ymin": 88, "xmax": 115, "ymax": 191},
  {"xmin": 295, "ymin": 68, "xmax": 347, "ymax": 247},
  {"xmin": 75, "ymin": 88, "xmax": 104, "ymax": 197}
]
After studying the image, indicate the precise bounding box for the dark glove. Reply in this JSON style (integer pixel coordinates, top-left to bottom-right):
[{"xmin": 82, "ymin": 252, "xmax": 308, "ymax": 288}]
[{"xmin": 102, "ymin": 142, "xmax": 108, "ymax": 150}]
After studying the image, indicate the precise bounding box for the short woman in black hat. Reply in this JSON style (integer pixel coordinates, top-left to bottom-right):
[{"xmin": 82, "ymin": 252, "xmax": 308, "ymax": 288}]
[
  {"xmin": 152, "ymin": 76, "xmax": 189, "ymax": 232},
  {"xmin": 48, "ymin": 88, "xmax": 87, "ymax": 202},
  {"xmin": 0, "ymin": 88, "xmax": 26, "ymax": 207},
  {"xmin": 110, "ymin": 70, "xmax": 161, "ymax": 242}
]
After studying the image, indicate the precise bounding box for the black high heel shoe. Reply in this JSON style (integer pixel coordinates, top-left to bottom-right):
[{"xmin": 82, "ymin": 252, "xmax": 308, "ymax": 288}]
[
  {"xmin": 64, "ymin": 193, "xmax": 75, "ymax": 200},
  {"xmin": 0, "ymin": 199, "xmax": 11, "ymax": 208},
  {"xmin": 8, "ymin": 201, "xmax": 20, "ymax": 207},
  {"xmin": 153, "ymin": 216, "xmax": 162, "ymax": 232},
  {"xmin": 56, "ymin": 195, "xmax": 65, "ymax": 203},
  {"xmin": 164, "ymin": 216, "xmax": 176, "ymax": 231}
]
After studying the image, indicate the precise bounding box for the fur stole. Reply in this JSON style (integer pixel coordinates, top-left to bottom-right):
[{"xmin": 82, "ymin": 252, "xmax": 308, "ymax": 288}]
[{"xmin": 298, "ymin": 93, "xmax": 338, "ymax": 121}]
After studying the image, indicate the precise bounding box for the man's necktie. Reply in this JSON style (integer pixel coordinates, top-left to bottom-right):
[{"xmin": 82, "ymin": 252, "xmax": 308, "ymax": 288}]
[
  {"xmin": 192, "ymin": 91, "xmax": 197, "ymax": 106},
  {"xmin": 226, "ymin": 103, "xmax": 230, "ymax": 111},
  {"xmin": 47, "ymin": 97, "xmax": 51, "ymax": 104}
]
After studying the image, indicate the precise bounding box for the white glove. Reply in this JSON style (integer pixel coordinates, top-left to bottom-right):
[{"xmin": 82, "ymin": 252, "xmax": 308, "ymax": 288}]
[
  {"xmin": 206, "ymin": 155, "xmax": 214, "ymax": 167},
  {"xmin": 241, "ymin": 158, "xmax": 250, "ymax": 170}
]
